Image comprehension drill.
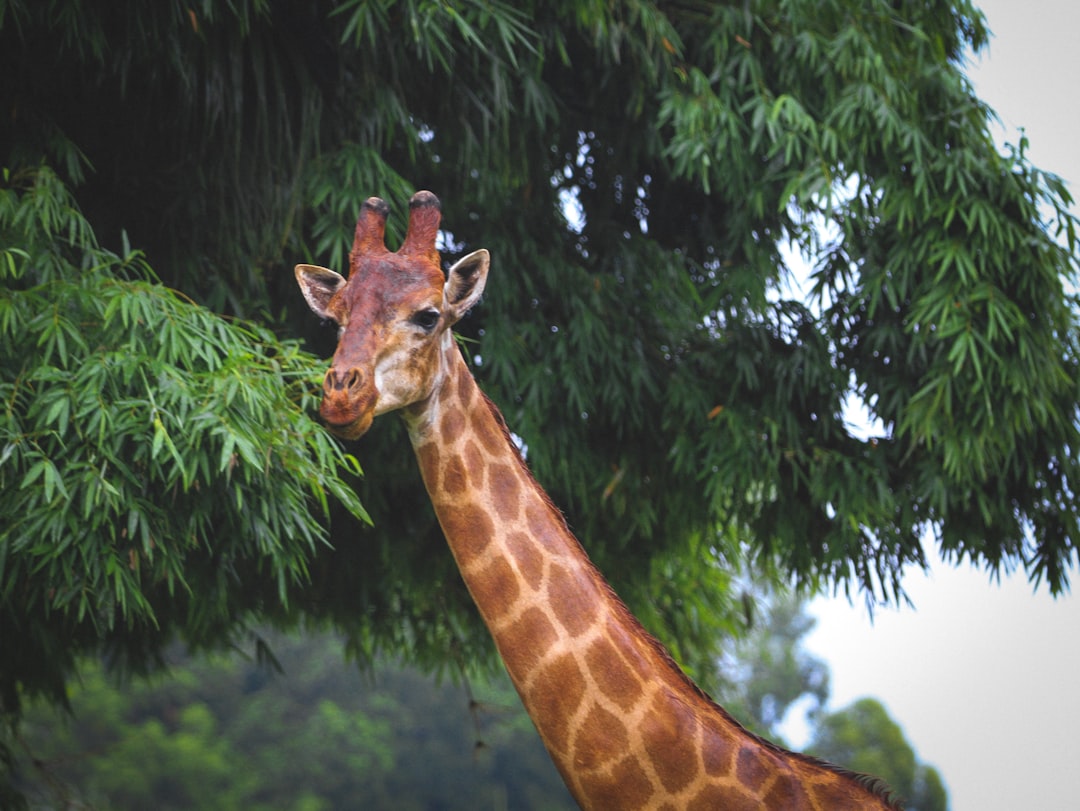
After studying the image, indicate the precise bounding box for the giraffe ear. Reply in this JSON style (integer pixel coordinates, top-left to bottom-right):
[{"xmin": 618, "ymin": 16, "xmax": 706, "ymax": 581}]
[
  {"xmin": 443, "ymin": 249, "xmax": 489, "ymax": 324},
  {"xmin": 295, "ymin": 264, "xmax": 347, "ymax": 320}
]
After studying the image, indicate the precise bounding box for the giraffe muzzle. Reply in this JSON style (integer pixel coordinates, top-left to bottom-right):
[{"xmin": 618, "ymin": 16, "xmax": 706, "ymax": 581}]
[{"xmin": 319, "ymin": 366, "xmax": 377, "ymax": 439}]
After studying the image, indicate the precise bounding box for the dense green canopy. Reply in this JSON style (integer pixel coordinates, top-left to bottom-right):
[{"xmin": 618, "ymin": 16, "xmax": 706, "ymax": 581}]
[{"xmin": 2, "ymin": 0, "xmax": 1078, "ymax": 734}]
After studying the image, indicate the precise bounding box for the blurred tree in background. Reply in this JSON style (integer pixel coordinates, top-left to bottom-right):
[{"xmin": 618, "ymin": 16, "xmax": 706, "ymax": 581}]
[
  {"xmin": 720, "ymin": 590, "xmax": 831, "ymax": 739},
  {"xmin": 14, "ymin": 633, "xmax": 576, "ymax": 810},
  {"xmin": 12, "ymin": 606, "xmax": 945, "ymax": 810},
  {"xmin": 1, "ymin": 0, "xmax": 1077, "ymax": 802},
  {"xmin": 721, "ymin": 593, "xmax": 949, "ymax": 810},
  {"xmin": 810, "ymin": 698, "xmax": 949, "ymax": 811}
]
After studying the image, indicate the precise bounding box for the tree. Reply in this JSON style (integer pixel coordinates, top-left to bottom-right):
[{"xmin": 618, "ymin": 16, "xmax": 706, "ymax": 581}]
[
  {"xmin": 0, "ymin": 165, "xmax": 368, "ymax": 711},
  {"xmin": 720, "ymin": 590, "xmax": 831, "ymax": 740},
  {"xmin": 14, "ymin": 602, "xmax": 947, "ymax": 811},
  {"xmin": 2, "ymin": 0, "xmax": 1078, "ymax": 781},
  {"xmin": 719, "ymin": 595, "xmax": 949, "ymax": 809},
  {"xmin": 14, "ymin": 633, "xmax": 574, "ymax": 810},
  {"xmin": 809, "ymin": 697, "xmax": 949, "ymax": 811}
]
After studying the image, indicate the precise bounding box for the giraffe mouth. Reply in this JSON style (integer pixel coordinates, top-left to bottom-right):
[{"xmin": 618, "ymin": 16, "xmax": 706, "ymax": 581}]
[
  {"xmin": 320, "ymin": 392, "xmax": 377, "ymax": 440},
  {"xmin": 322, "ymin": 410, "xmax": 374, "ymax": 440}
]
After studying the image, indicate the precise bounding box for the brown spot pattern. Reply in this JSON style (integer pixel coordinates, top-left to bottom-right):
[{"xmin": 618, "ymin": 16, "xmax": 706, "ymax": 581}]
[
  {"xmin": 803, "ymin": 775, "xmax": 858, "ymax": 807},
  {"xmin": 525, "ymin": 502, "xmax": 568, "ymax": 555},
  {"xmin": 571, "ymin": 704, "xmax": 628, "ymax": 771},
  {"xmin": 547, "ymin": 564, "xmax": 596, "ymax": 638},
  {"xmin": 584, "ymin": 637, "xmax": 644, "ymax": 712},
  {"xmin": 690, "ymin": 787, "xmax": 758, "ymax": 811},
  {"xmin": 473, "ymin": 397, "xmax": 508, "ymax": 453},
  {"xmin": 576, "ymin": 754, "xmax": 654, "ymax": 809},
  {"xmin": 470, "ymin": 556, "xmax": 521, "ymax": 612},
  {"xmin": 701, "ymin": 729, "xmax": 736, "ymax": 777},
  {"xmin": 456, "ymin": 367, "xmax": 475, "ymax": 406},
  {"xmin": 500, "ymin": 607, "xmax": 558, "ymax": 675},
  {"xmin": 463, "ymin": 440, "xmax": 486, "ymax": 489},
  {"xmin": 442, "ymin": 455, "xmax": 469, "ymax": 497},
  {"xmin": 641, "ymin": 692, "xmax": 701, "ymax": 794},
  {"xmin": 506, "ymin": 531, "xmax": 545, "ymax": 591},
  {"xmin": 528, "ymin": 653, "xmax": 587, "ymax": 755},
  {"xmin": 440, "ymin": 406, "xmax": 466, "ymax": 444},
  {"xmin": 736, "ymin": 745, "xmax": 772, "ymax": 792},
  {"xmin": 437, "ymin": 502, "xmax": 494, "ymax": 568},
  {"xmin": 763, "ymin": 772, "xmax": 812, "ymax": 808},
  {"xmin": 415, "ymin": 443, "xmax": 441, "ymax": 492},
  {"xmin": 488, "ymin": 463, "xmax": 522, "ymax": 522}
]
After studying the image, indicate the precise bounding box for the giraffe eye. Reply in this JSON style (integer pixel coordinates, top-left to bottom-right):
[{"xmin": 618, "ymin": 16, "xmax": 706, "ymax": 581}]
[
  {"xmin": 410, "ymin": 308, "xmax": 441, "ymax": 332},
  {"xmin": 325, "ymin": 318, "xmax": 345, "ymax": 339}
]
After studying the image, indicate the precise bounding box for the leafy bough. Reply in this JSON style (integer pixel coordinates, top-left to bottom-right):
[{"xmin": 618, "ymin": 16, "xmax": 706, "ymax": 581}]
[{"xmin": 0, "ymin": 166, "xmax": 368, "ymax": 708}]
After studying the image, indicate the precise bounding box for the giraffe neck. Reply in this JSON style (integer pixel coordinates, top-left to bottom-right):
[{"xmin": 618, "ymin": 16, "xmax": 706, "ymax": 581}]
[{"xmin": 404, "ymin": 341, "xmax": 897, "ymax": 811}]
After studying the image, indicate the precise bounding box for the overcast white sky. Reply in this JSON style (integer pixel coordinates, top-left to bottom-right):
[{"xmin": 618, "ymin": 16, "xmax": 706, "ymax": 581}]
[{"xmin": 791, "ymin": 3, "xmax": 1080, "ymax": 810}]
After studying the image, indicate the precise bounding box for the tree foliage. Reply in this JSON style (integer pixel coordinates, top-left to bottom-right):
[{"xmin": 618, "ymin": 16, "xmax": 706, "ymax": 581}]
[
  {"xmin": 0, "ymin": 166, "xmax": 368, "ymax": 713},
  {"xmin": 2, "ymin": 0, "xmax": 1078, "ymax": 769}
]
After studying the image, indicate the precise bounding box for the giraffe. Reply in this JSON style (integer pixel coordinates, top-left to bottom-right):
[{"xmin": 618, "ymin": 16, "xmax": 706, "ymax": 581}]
[{"xmin": 295, "ymin": 191, "xmax": 900, "ymax": 810}]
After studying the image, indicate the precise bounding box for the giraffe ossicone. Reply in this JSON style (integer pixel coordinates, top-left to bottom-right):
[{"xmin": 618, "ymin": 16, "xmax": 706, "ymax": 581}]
[{"xmin": 296, "ymin": 191, "xmax": 900, "ymax": 810}]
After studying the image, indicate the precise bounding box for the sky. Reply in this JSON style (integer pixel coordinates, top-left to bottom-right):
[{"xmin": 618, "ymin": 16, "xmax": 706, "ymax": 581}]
[{"xmin": 787, "ymin": 3, "xmax": 1080, "ymax": 810}]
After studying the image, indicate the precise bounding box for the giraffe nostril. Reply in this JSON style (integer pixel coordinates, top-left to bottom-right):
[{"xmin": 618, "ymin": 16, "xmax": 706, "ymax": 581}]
[{"xmin": 324, "ymin": 367, "xmax": 364, "ymax": 394}]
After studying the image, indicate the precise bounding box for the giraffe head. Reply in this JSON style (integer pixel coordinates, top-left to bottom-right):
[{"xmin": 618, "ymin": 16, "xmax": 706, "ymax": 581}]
[{"xmin": 295, "ymin": 191, "xmax": 489, "ymax": 439}]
